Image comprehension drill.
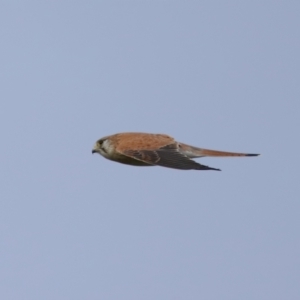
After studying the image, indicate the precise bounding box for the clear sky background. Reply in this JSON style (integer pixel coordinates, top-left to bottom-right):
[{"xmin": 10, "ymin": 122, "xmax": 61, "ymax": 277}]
[{"xmin": 1, "ymin": 1, "xmax": 299, "ymax": 299}]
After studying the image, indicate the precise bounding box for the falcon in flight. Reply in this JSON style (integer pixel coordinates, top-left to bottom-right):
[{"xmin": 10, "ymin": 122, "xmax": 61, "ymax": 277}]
[{"xmin": 92, "ymin": 132, "xmax": 259, "ymax": 171}]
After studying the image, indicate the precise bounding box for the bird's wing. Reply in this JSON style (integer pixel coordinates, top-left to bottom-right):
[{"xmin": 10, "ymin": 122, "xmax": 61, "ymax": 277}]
[{"xmin": 119, "ymin": 143, "xmax": 220, "ymax": 171}]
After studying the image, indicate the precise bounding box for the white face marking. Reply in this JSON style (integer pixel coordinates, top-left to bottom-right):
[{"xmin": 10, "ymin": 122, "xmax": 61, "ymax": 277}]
[{"xmin": 98, "ymin": 139, "xmax": 114, "ymax": 158}]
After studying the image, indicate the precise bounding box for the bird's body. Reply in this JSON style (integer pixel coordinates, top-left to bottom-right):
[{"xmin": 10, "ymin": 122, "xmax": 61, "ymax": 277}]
[{"xmin": 92, "ymin": 132, "xmax": 259, "ymax": 171}]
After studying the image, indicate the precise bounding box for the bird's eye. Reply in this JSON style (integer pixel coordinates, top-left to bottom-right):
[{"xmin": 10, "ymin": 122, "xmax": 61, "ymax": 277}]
[{"xmin": 98, "ymin": 140, "xmax": 103, "ymax": 146}]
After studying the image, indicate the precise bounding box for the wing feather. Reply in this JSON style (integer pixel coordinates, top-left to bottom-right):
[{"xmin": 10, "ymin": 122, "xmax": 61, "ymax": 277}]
[{"xmin": 122, "ymin": 143, "xmax": 220, "ymax": 171}]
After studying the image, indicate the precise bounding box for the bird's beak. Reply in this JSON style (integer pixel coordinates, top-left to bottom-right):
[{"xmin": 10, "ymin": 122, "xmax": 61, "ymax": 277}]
[{"xmin": 92, "ymin": 149, "xmax": 97, "ymax": 154}]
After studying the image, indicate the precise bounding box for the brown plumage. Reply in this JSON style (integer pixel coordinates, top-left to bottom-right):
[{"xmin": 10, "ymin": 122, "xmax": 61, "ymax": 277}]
[{"xmin": 92, "ymin": 132, "xmax": 259, "ymax": 171}]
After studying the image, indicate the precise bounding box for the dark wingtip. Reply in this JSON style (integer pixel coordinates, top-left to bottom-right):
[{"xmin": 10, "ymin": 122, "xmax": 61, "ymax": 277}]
[
  {"xmin": 207, "ymin": 166, "xmax": 221, "ymax": 171},
  {"xmin": 195, "ymin": 164, "xmax": 221, "ymax": 171},
  {"xmin": 246, "ymin": 153, "xmax": 260, "ymax": 157}
]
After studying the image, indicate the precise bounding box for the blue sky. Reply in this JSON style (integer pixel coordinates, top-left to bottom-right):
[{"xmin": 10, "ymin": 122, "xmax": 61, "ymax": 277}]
[{"xmin": 1, "ymin": 2, "xmax": 299, "ymax": 299}]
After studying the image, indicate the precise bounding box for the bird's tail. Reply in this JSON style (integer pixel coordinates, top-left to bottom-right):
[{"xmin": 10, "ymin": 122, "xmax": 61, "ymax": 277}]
[{"xmin": 179, "ymin": 143, "xmax": 260, "ymax": 158}]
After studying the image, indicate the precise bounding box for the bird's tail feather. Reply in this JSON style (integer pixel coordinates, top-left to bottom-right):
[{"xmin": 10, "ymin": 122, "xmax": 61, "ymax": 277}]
[{"xmin": 180, "ymin": 143, "xmax": 260, "ymax": 158}]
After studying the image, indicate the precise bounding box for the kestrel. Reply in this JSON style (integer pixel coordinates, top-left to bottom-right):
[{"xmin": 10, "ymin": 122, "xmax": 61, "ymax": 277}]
[{"xmin": 92, "ymin": 132, "xmax": 259, "ymax": 171}]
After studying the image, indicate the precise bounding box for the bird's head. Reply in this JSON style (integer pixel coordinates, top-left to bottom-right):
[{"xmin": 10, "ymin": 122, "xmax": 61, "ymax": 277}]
[{"xmin": 92, "ymin": 136, "xmax": 114, "ymax": 158}]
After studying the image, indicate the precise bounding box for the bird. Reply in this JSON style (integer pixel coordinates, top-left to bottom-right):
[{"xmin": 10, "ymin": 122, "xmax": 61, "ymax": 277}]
[{"xmin": 92, "ymin": 132, "xmax": 259, "ymax": 171}]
